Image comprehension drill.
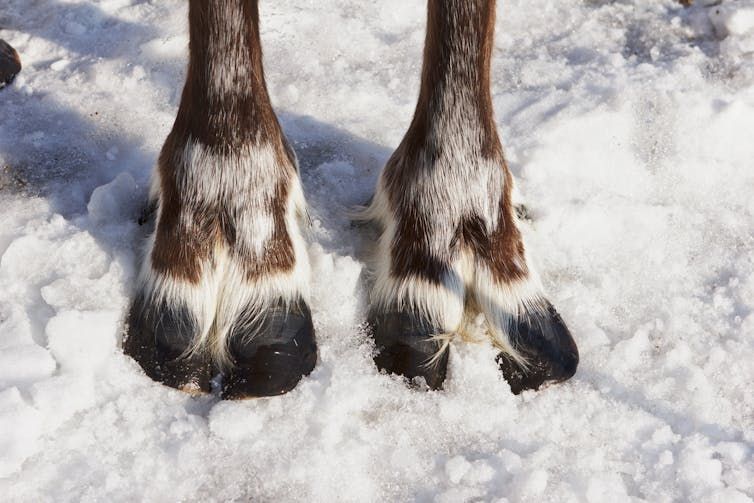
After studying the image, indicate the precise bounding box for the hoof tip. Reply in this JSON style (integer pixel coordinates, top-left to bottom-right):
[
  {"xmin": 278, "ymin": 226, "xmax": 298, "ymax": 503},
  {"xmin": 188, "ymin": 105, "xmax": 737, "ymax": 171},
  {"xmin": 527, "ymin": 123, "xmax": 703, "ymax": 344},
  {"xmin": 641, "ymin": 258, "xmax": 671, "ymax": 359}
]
[
  {"xmin": 221, "ymin": 299, "xmax": 317, "ymax": 399},
  {"xmin": 497, "ymin": 301, "xmax": 579, "ymax": 394},
  {"xmin": 369, "ymin": 310, "xmax": 448, "ymax": 391}
]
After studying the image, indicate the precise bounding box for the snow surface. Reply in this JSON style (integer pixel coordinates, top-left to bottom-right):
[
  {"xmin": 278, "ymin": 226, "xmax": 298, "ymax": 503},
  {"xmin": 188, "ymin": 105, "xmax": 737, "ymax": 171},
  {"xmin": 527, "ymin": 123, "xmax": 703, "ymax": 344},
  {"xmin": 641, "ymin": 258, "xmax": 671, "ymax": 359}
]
[{"xmin": 1, "ymin": 0, "xmax": 754, "ymax": 501}]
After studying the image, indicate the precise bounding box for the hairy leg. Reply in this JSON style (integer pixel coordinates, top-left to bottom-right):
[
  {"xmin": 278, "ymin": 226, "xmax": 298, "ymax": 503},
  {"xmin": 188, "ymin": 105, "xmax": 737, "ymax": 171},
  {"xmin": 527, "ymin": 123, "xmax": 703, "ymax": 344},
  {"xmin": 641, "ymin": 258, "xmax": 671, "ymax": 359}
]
[
  {"xmin": 367, "ymin": 0, "xmax": 578, "ymax": 392},
  {"xmin": 124, "ymin": 0, "xmax": 316, "ymax": 397}
]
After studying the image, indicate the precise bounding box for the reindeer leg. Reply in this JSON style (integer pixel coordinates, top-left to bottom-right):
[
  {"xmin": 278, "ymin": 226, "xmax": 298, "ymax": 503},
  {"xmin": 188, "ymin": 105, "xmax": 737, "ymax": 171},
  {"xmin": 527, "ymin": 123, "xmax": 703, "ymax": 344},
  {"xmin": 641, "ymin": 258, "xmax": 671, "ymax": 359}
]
[
  {"xmin": 125, "ymin": 1, "xmax": 316, "ymax": 398},
  {"xmin": 367, "ymin": 0, "xmax": 578, "ymax": 393}
]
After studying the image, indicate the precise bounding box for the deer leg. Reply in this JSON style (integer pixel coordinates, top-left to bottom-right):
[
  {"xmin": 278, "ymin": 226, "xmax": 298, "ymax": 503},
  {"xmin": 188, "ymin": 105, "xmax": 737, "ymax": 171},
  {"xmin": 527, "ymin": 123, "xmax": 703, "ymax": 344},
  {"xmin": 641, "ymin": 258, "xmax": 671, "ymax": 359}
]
[
  {"xmin": 125, "ymin": 0, "xmax": 316, "ymax": 398},
  {"xmin": 366, "ymin": 0, "xmax": 578, "ymax": 393}
]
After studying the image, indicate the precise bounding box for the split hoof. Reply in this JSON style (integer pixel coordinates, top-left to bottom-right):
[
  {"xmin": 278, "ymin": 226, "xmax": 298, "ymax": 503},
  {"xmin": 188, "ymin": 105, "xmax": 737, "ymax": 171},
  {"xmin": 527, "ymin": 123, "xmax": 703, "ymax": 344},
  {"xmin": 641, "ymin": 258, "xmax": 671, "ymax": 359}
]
[
  {"xmin": 0, "ymin": 40, "xmax": 21, "ymax": 88},
  {"xmin": 221, "ymin": 299, "xmax": 317, "ymax": 399},
  {"xmin": 369, "ymin": 310, "xmax": 448, "ymax": 390},
  {"xmin": 124, "ymin": 296, "xmax": 212, "ymax": 394},
  {"xmin": 497, "ymin": 301, "xmax": 578, "ymax": 394}
]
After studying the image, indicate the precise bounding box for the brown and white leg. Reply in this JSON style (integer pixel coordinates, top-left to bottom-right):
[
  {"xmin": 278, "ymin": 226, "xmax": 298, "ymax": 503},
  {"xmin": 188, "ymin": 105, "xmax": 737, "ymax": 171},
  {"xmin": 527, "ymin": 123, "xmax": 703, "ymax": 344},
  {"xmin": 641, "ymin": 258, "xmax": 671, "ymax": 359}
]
[
  {"xmin": 124, "ymin": 0, "xmax": 316, "ymax": 398},
  {"xmin": 367, "ymin": 0, "xmax": 578, "ymax": 393}
]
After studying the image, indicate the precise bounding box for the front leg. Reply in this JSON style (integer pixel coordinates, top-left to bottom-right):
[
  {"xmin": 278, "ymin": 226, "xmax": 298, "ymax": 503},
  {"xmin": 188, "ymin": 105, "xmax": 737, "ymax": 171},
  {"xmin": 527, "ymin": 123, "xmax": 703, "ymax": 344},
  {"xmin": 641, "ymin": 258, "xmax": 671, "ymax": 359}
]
[
  {"xmin": 366, "ymin": 0, "xmax": 578, "ymax": 393},
  {"xmin": 124, "ymin": 0, "xmax": 317, "ymax": 398}
]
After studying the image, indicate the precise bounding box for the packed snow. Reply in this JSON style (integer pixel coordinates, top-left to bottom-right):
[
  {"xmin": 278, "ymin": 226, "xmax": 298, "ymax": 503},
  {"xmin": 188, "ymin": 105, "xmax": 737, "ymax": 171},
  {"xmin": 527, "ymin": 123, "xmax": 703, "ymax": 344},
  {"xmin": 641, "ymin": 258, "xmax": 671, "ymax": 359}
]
[{"xmin": 1, "ymin": 0, "xmax": 753, "ymax": 501}]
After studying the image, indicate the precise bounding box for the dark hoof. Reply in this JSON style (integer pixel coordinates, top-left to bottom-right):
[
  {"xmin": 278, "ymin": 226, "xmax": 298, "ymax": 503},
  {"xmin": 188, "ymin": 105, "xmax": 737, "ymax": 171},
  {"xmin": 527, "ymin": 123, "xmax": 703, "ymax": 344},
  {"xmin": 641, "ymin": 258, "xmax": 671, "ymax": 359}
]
[
  {"xmin": 124, "ymin": 295, "xmax": 212, "ymax": 394},
  {"xmin": 369, "ymin": 310, "xmax": 448, "ymax": 390},
  {"xmin": 0, "ymin": 40, "xmax": 21, "ymax": 88},
  {"xmin": 221, "ymin": 299, "xmax": 317, "ymax": 399},
  {"xmin": 497, "ymin": 301, "xmax": 578, "ymax": 394}
]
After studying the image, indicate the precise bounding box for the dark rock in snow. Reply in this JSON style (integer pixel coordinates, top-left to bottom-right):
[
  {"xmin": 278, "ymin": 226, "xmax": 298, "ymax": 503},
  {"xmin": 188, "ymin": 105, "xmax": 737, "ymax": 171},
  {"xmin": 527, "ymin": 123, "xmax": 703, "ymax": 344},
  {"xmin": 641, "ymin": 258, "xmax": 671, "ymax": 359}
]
[{"xmin": 0, "ymin": 39, "xmax": 22, "ymax": 88}]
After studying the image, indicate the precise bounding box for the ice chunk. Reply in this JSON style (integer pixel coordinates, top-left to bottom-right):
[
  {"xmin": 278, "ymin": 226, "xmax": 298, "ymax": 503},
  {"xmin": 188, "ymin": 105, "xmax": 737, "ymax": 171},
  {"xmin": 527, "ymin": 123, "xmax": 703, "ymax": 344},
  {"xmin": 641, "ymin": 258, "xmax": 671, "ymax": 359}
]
[
  {"xmin": 46, "ymin": 310, "xmax": 120, "ymax": 373},
  {"xmin": 87, "ymin": 172, "xmax": 140, "ymax": 224}
]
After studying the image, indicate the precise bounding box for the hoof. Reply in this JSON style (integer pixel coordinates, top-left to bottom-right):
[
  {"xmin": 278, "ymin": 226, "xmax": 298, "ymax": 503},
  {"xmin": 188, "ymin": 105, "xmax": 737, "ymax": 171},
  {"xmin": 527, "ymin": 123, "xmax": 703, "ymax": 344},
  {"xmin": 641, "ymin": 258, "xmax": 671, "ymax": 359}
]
[
  {"xmin": 124, "ymin": 296, "xmax": 212, "ymax": 394},
  {"xmin": 368, "ymin": 310, "xmax": 448, "ymax": 390},
  {"xmin": 221, "ymin": 299, "xmax": 317, "ymax": 399},
  {"xmin": 0, "ymin": 40, "xmax": 21, "ymax": 88},
  {"xmin": 497, "ymin": 301, "xmax": 578, "ymax": 394}
]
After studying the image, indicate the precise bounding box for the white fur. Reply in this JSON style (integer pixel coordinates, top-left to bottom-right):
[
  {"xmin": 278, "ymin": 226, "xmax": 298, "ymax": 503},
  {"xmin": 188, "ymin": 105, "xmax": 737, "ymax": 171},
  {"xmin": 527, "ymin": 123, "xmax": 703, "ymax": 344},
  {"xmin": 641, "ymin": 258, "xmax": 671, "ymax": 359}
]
[
  {"xmin": 371, "ymin": 234, "xmax": 466, "ymax": 335},
  {"xmin": 366, "ymin": 186, "xmax": 546, "ymax": 365},
  {"xmin": 148, "ymin": 168, "xmax": 161, "ymax": 208},
  {"xmin": 175, "ymin": 141, "xmax": 300, "ymax": 261},
  {"xmin": 367, "ymin": 181, "xmax": 547, "ymax": 364},
  {"xmin": 138, "ymin": 139, "xmax": 310, "ymax": 367},
  {"xmin": 472, "ymin": 260, "xmax": 546, "ymax": 367}
]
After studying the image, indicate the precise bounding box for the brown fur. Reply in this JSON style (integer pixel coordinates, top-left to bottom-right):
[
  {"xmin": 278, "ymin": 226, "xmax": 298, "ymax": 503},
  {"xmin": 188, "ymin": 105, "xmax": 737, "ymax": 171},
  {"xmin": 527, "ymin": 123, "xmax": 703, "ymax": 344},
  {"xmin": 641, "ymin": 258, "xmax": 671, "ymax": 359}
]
[
  {"xmin": 151, "ymin": 0, "xmax": 296, "ymax": 284},
  {"xmin": 382, "ymin": 0, "xmax": 527, "ymax": 286}
]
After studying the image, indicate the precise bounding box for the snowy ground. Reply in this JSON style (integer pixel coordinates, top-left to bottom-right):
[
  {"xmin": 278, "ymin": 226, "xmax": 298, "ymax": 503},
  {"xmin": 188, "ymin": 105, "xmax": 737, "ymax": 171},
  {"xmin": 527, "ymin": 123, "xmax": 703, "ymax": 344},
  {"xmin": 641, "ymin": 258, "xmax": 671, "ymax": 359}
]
[{"xmin": 1, "ymin": 0, "xmax": 753, "ymax": 501}]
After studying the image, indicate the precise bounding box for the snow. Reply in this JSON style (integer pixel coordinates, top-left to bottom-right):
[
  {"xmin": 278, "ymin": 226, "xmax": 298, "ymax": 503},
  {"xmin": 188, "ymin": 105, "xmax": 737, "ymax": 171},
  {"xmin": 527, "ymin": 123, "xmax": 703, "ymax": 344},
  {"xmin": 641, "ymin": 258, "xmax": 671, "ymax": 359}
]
[{"xmin": 1, "ymin": 0, "xmax": 753, "ymax": 501}]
